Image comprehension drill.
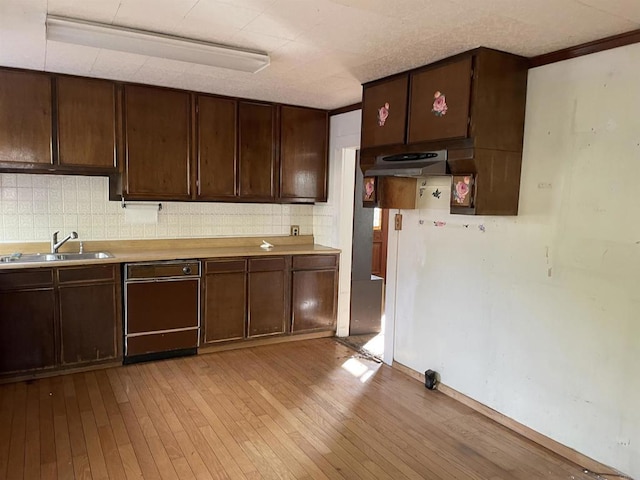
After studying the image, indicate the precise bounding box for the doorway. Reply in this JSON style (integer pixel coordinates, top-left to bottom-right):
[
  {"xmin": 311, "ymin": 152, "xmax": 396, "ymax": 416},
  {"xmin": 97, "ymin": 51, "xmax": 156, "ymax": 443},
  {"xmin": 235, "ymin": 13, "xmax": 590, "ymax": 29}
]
[{"xmin": 345, "ymin": 156, "xmax": 388, "ymax": 359}]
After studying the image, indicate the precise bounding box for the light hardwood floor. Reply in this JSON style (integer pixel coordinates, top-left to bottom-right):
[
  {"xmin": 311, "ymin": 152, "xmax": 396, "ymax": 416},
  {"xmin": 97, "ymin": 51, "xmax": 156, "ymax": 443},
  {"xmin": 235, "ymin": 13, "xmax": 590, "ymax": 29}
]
[{"xmin": 0, "ymin": 339, "xmax": 598, "ymax": 479}]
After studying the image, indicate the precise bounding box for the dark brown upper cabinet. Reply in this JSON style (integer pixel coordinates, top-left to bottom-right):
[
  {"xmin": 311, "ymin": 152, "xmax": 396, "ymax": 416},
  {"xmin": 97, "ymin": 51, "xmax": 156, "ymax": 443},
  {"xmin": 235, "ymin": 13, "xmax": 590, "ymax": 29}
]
[
  {"xmin": 123, "ymin": 85, "xmax": 191, "ymax": 200},
  {"xmin": 238, "ymin": 101, "xmax": 277, "ymax": 201},
  {"xmin": 196, "ymin": 95, "xmax": 237, "ymax": 200},
  {"xmin": 0, "ymin": 70, "xmax": 53, "ymax": 165},
  {"xmin": 280, "ymin": 106, "xmax": 328, "ymax": 202},
  {"xmin": 361, "ymin": 75, "xmax": 408, "ymax": 148},
  {"xmin": 360, "ymin": 48, "xmax": 528, "ymax": 216},
  {"xmin": 56, "ymin": 76, "xmax": 119, "ymax": 170},
  {"xmin": 408, "ymin": 57, "xmax": 472, "ymax": 143}
]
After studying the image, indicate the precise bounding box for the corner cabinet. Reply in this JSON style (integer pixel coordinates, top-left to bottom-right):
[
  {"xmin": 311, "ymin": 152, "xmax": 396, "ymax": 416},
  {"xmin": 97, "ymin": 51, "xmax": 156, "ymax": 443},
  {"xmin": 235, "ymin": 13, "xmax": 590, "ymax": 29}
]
[
  {"xmin": 123, "ymin": 85, "xmax": 192, "ymax": 200},
  {"xmin": 360, "ymin": 48, "xmax": 528, "ymax": 215},
  {"xmin": 280, "ymin": 106, "xmax": 329, "ymax": 202},
  {"xmin": 0, "ymin": 265, "xmax": 121, "ymax": 379}
]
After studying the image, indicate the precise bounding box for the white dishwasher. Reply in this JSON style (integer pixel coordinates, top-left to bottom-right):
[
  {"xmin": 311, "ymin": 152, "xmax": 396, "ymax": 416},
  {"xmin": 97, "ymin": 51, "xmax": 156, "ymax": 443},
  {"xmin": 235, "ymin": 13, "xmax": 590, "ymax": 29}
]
[{"xmin": 124, "ymin": 260, "xmax": 201, "ymax": 364}]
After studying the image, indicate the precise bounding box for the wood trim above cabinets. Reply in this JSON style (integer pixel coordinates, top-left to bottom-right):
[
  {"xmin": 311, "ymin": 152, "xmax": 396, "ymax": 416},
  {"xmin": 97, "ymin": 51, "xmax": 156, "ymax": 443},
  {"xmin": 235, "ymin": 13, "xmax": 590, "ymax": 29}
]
[{"xmin": 529, "ymin": 28, "xmax": 640, "ymax": 68}]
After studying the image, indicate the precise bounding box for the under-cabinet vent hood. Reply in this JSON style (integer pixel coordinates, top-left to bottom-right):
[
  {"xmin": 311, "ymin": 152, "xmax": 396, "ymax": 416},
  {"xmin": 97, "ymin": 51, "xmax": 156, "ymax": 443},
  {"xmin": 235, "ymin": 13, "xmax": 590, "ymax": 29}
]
[{"xmin": 364, "ymin": 150, "xmax": 448, "ymax": 177}]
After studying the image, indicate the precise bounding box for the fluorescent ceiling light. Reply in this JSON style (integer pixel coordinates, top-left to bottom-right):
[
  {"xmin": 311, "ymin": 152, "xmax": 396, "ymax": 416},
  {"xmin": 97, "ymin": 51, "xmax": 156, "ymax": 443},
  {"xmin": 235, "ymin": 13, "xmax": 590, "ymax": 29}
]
[{"xmin": 46, "ymin": 15, "xmax": 270, "ymax": 73}]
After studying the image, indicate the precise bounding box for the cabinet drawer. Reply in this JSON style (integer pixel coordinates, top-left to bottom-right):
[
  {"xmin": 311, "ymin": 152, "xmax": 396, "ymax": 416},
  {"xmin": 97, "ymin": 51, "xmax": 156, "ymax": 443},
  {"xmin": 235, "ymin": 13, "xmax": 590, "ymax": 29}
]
[
  {"xmin": 205, "ymin": 259, "xmax": 246, "ymax": 274},
  {"xmin": 126, "ymin": 261, "xmax": 200, "ymax": 279},
  {"xmin": 0, "ymin": 269, "xmax": 54, "ymax": 291},
  {"xmin": 126, "ymin": 330, "xmax": 198, "ymax": 356},
  {"xmin": 58, "ymin": 265, "xmax": 116, "ymax": 284},
  {"xmin": 292, "ymin": 255, "xmax": 337, "ymax": 270},
  {"xmin": 248, "ymin": 257, "xmax": 286, "ymax": 272}
]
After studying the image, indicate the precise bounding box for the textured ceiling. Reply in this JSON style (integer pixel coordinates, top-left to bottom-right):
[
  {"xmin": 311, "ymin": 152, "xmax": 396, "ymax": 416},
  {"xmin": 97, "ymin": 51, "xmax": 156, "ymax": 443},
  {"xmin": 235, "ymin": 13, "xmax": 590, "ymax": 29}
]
[{"xmin": 0, "ymin": 0, "xmax": 639, "ymax": 109}]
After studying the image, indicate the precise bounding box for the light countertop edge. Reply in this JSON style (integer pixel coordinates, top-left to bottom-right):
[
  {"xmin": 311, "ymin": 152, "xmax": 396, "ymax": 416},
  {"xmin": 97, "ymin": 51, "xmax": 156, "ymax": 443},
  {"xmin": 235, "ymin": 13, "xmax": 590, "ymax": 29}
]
[{"xmin": 0, "ymin": 244, "xmax": 341, "ymax": 270}]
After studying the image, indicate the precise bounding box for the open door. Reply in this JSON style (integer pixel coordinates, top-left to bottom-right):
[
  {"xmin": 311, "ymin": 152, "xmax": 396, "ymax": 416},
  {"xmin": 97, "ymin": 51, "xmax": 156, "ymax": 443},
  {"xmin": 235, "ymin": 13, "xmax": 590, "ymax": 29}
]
[{"xmin": 349, "ymin": 152, "xmax": 384, "ymax": 336}]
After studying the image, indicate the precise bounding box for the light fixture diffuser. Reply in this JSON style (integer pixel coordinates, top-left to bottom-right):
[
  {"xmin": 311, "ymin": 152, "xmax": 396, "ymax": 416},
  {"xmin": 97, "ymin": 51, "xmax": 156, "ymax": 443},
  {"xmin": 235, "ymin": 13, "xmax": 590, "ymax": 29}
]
[{"xmin": 46, "ymin": 15, "xmax": 270, "ymax": 73}]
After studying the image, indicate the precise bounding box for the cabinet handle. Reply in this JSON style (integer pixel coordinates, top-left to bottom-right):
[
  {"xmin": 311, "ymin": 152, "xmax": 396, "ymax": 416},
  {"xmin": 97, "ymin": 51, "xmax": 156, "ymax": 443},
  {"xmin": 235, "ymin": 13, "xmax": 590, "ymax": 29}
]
[{"xmin": 182, "ymin": 266, "xmax": 192, "ymax": 275}]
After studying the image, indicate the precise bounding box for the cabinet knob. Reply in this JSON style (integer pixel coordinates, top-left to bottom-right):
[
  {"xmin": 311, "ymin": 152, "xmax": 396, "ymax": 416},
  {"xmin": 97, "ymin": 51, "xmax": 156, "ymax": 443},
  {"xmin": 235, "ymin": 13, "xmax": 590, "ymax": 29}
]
[{"xmin": 182, "ymin": 266, "xmax": 192, "ymax": 275}]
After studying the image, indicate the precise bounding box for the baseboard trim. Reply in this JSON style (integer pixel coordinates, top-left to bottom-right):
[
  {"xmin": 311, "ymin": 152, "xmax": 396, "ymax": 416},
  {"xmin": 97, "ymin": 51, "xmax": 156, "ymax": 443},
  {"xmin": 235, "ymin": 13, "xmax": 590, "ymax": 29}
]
[
  {"xmin": 198, "ymin": 330, "xmax": 335, "ymax": 354},
  {"xmin": 391, "ymin": 361, "xmax": 626, "ymax": 478}
]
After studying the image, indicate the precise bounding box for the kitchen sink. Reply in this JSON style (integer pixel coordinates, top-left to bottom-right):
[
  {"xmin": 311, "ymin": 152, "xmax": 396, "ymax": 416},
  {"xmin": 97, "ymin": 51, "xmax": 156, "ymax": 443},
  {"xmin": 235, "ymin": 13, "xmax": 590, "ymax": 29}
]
[{"xmin": 0, "ymin": 252, "xmax": 114, "ymax": 263}]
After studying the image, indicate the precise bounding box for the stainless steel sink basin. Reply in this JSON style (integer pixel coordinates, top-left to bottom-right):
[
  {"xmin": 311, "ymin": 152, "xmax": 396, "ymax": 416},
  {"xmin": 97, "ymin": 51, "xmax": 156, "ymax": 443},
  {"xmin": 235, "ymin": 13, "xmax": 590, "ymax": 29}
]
[{"xmin": 0, "ymin": 252, "xmax": 114, "ymax": 263}]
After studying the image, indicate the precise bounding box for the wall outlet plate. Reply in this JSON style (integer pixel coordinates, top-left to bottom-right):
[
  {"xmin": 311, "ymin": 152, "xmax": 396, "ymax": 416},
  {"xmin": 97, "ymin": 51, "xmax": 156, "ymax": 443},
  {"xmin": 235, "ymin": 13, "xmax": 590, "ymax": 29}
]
[{"xmin": 290, "ymin": 225, "xmax": 300, "ymax": 236}]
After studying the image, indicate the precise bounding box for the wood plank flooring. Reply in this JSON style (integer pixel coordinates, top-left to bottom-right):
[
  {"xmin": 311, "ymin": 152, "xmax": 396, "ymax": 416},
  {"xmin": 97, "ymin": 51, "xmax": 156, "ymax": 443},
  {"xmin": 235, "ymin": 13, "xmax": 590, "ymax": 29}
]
[{"xmin": 0, "ymin": 339, "xmax": 599, "ymax": 479}]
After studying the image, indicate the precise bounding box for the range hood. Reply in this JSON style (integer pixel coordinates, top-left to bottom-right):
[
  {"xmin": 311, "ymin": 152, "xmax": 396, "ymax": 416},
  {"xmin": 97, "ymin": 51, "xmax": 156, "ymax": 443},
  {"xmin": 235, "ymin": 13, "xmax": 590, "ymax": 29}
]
[{"xmin": 364, "ymin": 150, "xmax": 448, "ymax": 177}]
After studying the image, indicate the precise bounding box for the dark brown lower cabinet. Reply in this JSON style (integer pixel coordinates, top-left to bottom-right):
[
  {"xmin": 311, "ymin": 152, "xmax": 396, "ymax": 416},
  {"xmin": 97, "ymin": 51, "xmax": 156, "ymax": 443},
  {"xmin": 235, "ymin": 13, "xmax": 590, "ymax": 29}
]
[
  {"xmin": 202, "ymin": 259, "xmax": 246, "ymax": 344},
  {"xmin": 201, "ymin": 254, "xmax": 338, "ymax": 345},
  {"xmin": 248, "ymin": 257, "xmax": 288, "ymax": 337},
  {"xmin": 0, "ymin": 265, "xmax": 121, "ymax": 378},
  {"xmin": 291, "ymin": 255, "xmax": 338, "ymax": 333},
  {"xmin": 58, "ymin": 265, "xmax": 121, "ymax": 365},
  {"xmin": 0, "ymin": 290, "xmax": 56, "ymax": 374}
]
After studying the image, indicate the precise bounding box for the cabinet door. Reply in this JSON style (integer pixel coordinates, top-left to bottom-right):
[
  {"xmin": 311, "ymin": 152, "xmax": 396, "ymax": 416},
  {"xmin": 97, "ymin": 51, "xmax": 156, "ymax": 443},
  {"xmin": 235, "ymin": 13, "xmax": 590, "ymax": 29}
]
[
  {"xmin": 197, "ymin": 95, "xmax": 237, "ymax": 199},
  {"xmin": 0, "ymin": 69, "xmax": 52, "ymax": 165},
  {"xmin": 248, "ymin": 257, "xmax": 287, "ymax": 337},
  {"xmin": 59, "ymin": 283, "xmax": 118, "ymax": 365},
  {"xmin": 361, "ymin": 75, "xmax": 408, "ymax": 148},
  {"xmin": 0, "ymin": 289, "xmax": 56, "ymax": 374},
  {"xmin": 408, "ymin": 57, "xmax": 472, "ymax": 143},
  {"xmin": 58, "ymin": 265, "xmax": 120, "ymax": 366},
  {"xmin": 280, "ymin": 106, "xmax": 328, "ymax": 202},
  {"xmin": 292, "ymin": 269, "xmax": 337, "ymax": 332},
  {"xmin": 238, "ymin": 101, "xmax": 276, "ymax": 200},
  {"xmin": 56, "ymin": 76, "xmax": 118, "ymax": 169},
  {"xmin": 203, "ymin": 260, "xmax": 246, "ymax": 343},
  {"xmin": 124, "ymin": 85, "xmax": 191, "ymax": 199}
]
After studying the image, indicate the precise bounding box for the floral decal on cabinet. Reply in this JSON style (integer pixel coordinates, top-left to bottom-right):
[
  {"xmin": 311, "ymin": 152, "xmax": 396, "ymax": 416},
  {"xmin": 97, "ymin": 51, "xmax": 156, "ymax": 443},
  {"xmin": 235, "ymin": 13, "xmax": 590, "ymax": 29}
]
[
  {"xmin": 431, "ymin": 91, "xmax": 448, "ymax": 116},
  {"xmin": 451, "ymin": 175, "xmax": 473, "ymax": 207},
  {"xmin": 377, "ymin": 102, "xmax": 390, "ymax": 126}
]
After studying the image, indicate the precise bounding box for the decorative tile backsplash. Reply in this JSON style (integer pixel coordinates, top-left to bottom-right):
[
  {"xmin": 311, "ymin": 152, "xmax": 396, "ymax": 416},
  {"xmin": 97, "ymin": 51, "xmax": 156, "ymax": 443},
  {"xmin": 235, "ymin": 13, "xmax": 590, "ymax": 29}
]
[{"xmin": 0, "ymin": 173, "xmax": 334, "ymax": 243}]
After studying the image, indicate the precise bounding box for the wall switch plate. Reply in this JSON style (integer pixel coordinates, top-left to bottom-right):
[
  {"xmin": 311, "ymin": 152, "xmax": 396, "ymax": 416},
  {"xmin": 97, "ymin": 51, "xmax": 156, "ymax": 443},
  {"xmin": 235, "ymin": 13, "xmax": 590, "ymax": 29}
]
[
  {"xmin": 290, "ymin": 225, "xmax": 300, "ymax": 236},
  {"xmin": 394, "ymin": 214, "xmax": 403, "ymax": 231}
]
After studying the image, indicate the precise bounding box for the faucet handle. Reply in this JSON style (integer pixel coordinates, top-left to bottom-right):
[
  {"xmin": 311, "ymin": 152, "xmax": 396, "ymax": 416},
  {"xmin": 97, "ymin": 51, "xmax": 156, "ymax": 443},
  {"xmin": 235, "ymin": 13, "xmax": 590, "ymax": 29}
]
[{"xmin": 52, "ymin": 231, "xmax": 59, "ymax": 241}]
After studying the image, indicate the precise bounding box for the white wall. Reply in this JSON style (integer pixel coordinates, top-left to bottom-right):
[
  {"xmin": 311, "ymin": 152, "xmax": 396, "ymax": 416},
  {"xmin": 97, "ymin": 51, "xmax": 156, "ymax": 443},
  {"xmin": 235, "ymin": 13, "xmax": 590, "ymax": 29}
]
[
  {"xmin": 391, "ymin": 43, "xmax": 640, "ymax": 477},
  {"xmin": 315, "ymin": 109, "xmax": 361, "ymax": 336}
]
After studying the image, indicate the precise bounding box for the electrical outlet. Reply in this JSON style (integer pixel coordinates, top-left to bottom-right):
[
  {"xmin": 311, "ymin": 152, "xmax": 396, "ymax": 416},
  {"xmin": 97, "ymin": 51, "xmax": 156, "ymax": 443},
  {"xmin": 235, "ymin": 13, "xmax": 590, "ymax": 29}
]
[
  {"xmin": 394, "ymin": 214, "xmax": 403, "ymax": 231},
  {"xmin": 290, "ymin": 225, "xmax": 300, "ymax": 236}
]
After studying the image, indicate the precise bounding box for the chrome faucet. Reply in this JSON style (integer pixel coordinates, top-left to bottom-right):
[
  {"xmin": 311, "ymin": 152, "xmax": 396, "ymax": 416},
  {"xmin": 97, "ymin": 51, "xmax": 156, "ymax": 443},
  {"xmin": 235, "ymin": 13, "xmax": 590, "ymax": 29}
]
[{"xmin": 51, "ymin": 231, "xmax": 78, "ymax": 253}]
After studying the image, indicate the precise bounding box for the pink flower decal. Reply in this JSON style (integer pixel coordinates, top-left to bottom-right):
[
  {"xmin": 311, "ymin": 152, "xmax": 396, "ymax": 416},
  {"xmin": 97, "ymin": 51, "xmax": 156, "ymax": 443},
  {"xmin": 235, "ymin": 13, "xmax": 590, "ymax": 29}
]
[
  {"xmin": 453, "ymin": 180, "xmax": 470, "ymax": 204},
  {"xmin": 431, "ymin": 91, "xmax": 448, "ymax": 117},
  {"xmin": 377, "ymin": 102, "xmax": 390, "ymax": 126}
]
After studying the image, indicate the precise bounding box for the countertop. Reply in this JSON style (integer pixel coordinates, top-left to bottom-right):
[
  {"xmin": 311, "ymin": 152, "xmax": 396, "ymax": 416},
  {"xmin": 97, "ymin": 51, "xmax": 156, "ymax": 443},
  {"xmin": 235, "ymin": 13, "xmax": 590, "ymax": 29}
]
[{"xmin": 0, "ymin": 235, "xmax": 340, "ymax": 270}]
